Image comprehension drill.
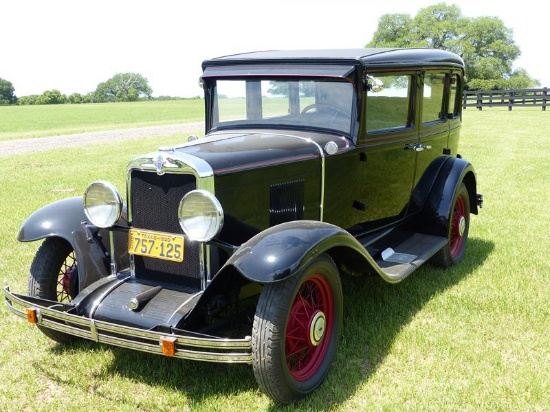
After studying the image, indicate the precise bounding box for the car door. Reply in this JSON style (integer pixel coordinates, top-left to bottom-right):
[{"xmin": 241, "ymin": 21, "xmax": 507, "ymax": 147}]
[
  {"xmin": 356, "ymin": 72, "xmax": 417, "ymax": 228},
  {"xmin": 414, "ymin": 71, "xmax": 452, "ymax": 186}
]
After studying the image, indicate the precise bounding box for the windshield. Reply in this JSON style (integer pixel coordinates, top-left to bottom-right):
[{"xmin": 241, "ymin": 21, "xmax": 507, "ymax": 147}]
[{"xmin": 212, "ymin": 79, "xmax": 354, "ymax": 135}]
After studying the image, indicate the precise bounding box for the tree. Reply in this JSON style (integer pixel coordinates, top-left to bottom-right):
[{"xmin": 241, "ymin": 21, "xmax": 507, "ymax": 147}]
[
  {"xmin": 366, "ymin": 3, "xmax": 538, "ymax": 89},
  {"xmin": 93, "ymin": 73, "xmax": 152, "ymax": 102},
  {"xmin": 369, "ymin": 13, "xmax": 415, "ymax": 48},
  {"xmin": 68, "ymin": 93, "xmax": 84, "ymax": 104},
  {"xmin": 0, "ymin": 77, "xmax": 17, "ymax": 105},
  {"xmin": 267, "ymin": 81, "xmax": 315, "ymax": 97},
  {"xmin": 35, "ymin": 90, "xmax": 67, "ymax": 105},
  {"xmin": 17, "ymin": 95, "xmax": 38, "ymax": 105}
]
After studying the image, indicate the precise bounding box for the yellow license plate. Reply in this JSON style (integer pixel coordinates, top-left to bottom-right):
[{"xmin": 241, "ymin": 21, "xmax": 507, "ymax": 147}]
[{"xmin": 128, "ymin": 229, "xmax": 184, "ymax": 262}]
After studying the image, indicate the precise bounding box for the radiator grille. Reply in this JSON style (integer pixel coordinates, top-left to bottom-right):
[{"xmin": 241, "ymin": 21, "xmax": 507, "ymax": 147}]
[{"xmin": 130, "ymin": 170, "xmax": 201, "ymax": 289}]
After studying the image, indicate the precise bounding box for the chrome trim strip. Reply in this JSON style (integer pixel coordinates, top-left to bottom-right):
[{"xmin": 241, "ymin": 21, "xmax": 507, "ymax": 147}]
[
  {"xmin": 109, "ymin": 231, "xmax": 117, "ymax": 276},
  {"xmin": 321, "ymin": 153, "xmax": 326, "ymax": 222},
  {"xmin": 90, "ymin": 319, "xmax": 99, "ymax": 342},
  {"xmin": 205, "ymin": 245, "xmax": 212, "ymax": 286},
  {"xmin": 127, "ymin": 150, "xmax": 214, "ymax": 180},
  {"xmin": 4, "ymin": 287, "xmax": 252, "ymax": 364},
  {"xmin": 200, "ymin": 243, "xmax": 207, "ymax": 290}
]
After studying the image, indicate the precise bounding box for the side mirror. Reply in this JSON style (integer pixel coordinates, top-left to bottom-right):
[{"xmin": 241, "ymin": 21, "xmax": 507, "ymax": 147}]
[{"xmin": 365, "ymin": 75, "xmax": 384, "ymax": 93}]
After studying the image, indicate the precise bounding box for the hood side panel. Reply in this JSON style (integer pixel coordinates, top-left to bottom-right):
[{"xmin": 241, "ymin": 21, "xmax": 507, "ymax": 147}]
[{"xmin": 215, "ymin": 160, "xmax": 321, "ymax": 245}]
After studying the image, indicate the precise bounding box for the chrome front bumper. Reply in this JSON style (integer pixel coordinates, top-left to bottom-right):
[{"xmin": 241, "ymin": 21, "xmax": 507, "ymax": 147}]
[{"xmin": 3, "ymin": 286, "xmax": 252, "ymax": 363}]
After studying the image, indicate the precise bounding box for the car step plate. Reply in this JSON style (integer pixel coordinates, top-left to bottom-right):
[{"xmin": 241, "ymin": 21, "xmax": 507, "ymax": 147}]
[{"xmin": 381, "ymin": 247, "xmax": 417, "ymax": 264}]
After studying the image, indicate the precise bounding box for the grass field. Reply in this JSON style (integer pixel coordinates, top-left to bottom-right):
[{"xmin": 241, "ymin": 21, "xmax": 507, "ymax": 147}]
[
  {"xmin": 0, "ymin": 100, "xmax": 204, "ymax": 141},
  {"xmin": 0, "ymin": 105, "xmax": 548, "ymax": 411}
]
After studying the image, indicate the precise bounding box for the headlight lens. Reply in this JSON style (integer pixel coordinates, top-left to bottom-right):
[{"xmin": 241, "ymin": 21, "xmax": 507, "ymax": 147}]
[
  {"xmin": 83, "ymin": 181, "xmax": 123, "ymax": 228},
  {"xmin": 178, "ymin": 190, "xmax": 223, "ymax": 241}
]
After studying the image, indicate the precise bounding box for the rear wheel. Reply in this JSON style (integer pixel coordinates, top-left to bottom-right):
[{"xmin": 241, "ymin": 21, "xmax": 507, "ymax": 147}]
[
  {"xmin": 252, "ymin": 254, "xmax": 343, "ymax": 403},
  {"xmin": 27, "ymin": 237, "xmax": 79, "ymax": 343},
  {"xmin": 432, "ymin": 183, "xmax": 470, "ymax": 267}
]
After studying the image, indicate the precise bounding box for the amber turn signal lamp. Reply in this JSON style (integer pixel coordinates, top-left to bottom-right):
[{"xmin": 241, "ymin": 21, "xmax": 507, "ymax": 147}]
[
  {"xmin": 160, "ymin": 336, "xmax": 177, "ymax": 357},
  {"xmin": 26, "ymin": 308, "xmax": 39, "ymax": 324}
]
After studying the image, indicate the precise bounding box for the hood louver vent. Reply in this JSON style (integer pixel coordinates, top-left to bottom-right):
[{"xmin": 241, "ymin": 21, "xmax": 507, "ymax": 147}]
[{"xmin": 269, "ymin": 180, "xmax": 305, "ymax": 226}]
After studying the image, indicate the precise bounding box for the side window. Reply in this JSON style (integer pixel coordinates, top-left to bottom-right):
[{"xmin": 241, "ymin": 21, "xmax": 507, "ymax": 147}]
[
  {"xmin": 366, "ymin": 74, "xmax": 411, "ymax": 134},
  {"xmin": 448, "ymin": 74, "xmax": 460, "ymax": 117},
  {"xmin": 422, "ymin": 73, "xmax": 446, "ymax": 124}
]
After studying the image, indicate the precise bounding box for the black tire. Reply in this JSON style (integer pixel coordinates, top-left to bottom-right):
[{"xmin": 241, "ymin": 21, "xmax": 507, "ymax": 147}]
[
  {"xmin": 27, "ymin": 237, "xmax": 79, "ymax": 343},
  {"xmin": 252, "ymin": 253, "xmax": 343, "ymax": 403},
  {"xmin": 432, "ymin": 183, "xmax": 470, "ymax": 267}
]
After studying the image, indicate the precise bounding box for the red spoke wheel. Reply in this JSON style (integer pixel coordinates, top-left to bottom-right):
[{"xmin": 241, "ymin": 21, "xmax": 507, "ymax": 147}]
[
  {"xmin": 286, "ymin": 274, "xmax": 334, "ymax": 381},
  {"xmin": 252, "ymin": 254, "xmax": 343, "ymax": 403},
  {"xmin": 449, "ymin": 193, "xmax": 467, "ymax": 258},
  {"xmin": 28, "ymin": 237, "xmax": 79, "ymax": 343},
  {"xmin": 432, "ymin": 183, "xmax": 470, "ymax": 267}
]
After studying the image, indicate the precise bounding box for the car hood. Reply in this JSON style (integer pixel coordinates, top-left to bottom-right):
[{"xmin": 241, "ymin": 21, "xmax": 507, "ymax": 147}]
[
  {"xmin": 127, "ymin": 130, "xmax": 350, "ymax": 178},
  {"xmin": 173, "ymin": 131, "xmax": 325, "ymax": 174}
]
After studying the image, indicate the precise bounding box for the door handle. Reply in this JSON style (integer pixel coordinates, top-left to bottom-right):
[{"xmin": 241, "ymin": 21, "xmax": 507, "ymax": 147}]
[{"xmin": 404, "ymin": 143, "xmax": 432, "ymax": 152}]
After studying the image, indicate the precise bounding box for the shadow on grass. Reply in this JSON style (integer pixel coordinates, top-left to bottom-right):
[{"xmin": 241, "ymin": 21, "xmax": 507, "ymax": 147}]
[{"xmin": 46, "ymin": 237, "xmax": 493, "ymax": 410}]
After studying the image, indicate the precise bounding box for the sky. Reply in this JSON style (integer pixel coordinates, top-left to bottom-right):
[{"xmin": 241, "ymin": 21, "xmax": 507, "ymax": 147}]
[{"xmin": 2, "ymin": 0, "xmax": 548, "ymax": 98}]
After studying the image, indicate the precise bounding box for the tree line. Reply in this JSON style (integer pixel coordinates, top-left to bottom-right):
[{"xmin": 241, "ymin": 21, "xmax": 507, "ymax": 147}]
[
  {"xmin": 0, "ymin": 72, "xmax": 186, "ymax": 106},
  {"xmin": 0, "ymin": 4, "xmax": 541, "ymax": 106}
]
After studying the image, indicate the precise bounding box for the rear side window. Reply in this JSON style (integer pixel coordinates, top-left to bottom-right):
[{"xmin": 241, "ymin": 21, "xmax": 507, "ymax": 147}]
[
  {"xmin": 422, "ymin": 73, "xmax": 446, "ymax": 123},
  {"xmin": 366, "ymin": 74, "xmax": 411, "ymax": 134},
  {"xmin": 448, "ymin": 74, "xmax": 460, "ymax": 117}
]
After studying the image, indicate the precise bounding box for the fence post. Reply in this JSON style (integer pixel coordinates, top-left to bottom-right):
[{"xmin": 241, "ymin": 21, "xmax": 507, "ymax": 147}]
[
  {"xmin": 508, "ymin": 91, "xmax": 514, "ymax": 111},
  {"xmin": 477, "ymin": 91, "xmax": 482, "ymax": 111},
  {"xmin": 543, "ymin": 88, "xmax": 547, "ymax": 112}
]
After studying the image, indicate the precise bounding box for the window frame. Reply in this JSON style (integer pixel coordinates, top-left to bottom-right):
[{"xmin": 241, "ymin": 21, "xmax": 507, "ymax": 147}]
[{"xmin": 363, "ymin": 71, "xmax": 416, "ymax": 137}]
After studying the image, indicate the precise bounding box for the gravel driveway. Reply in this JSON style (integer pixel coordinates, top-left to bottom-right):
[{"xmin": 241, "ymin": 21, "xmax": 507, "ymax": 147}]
[{"xmin": 0, "ymin": 122, "xmax": 204, "ymax": 158}]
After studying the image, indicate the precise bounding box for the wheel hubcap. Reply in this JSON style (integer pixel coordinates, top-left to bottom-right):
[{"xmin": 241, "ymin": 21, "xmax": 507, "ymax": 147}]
[
  {"xmin": 308, "ymin": 310, "xmax": 326, "ymax": 347},
  {"xmin": 458, "ymin": 215, "xmax": 466, "ymax": 237}
]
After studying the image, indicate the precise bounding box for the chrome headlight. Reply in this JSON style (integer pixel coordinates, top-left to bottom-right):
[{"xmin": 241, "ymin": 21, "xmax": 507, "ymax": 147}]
[
  {"xmin": 178, "ymin": 190, "xmax": 223, "ymax": 241},
  {"xmin": 83, "ymin": 181, "xmax": 123, "ymax": 228}
]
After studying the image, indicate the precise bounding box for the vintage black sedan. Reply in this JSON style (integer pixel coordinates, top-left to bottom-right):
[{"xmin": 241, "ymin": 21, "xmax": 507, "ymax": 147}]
[{"xmin": 4, "ymin": 48, "xmax": 482, "ymax": 403}]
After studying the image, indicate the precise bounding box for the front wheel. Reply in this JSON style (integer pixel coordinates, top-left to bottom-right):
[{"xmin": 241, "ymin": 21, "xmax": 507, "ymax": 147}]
[
  {"xmin": 432, "ymin": 183, "xmax": 470, "ymax": 267},
  {"xmin": 252, "ymin": 254, "xmax": 343, "ymax": 403},
  {"xmin": 27, "ymin": 237, "xmax": 79, "ymax": 343}
]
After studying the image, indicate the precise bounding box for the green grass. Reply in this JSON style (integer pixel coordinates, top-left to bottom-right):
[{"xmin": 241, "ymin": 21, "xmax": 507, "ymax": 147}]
[
  {"xmin": 0, "ymin": 107, "xmax": 549, "ymax": 411},
  {"xmin": 0, "ymin": 100, "xmax": 204, "ymax": 141}
]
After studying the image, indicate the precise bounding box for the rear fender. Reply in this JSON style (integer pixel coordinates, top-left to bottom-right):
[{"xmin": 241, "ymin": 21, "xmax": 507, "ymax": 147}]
[
  {"xmin": 17, "ymin": 196, "xmax": 129, "ymax": 290},
  {"xmin": 417, "ymin": 156, "xmax": 478, "ymax": 237},
  {"xmin": 222, "ymin": 220, "xmax": 376, "ymax": 283}
]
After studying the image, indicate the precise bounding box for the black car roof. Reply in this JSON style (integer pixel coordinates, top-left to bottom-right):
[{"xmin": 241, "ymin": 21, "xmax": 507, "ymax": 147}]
[{"xmin": 202, "ymin": 48, "xmax": 464, "ymax": 70}]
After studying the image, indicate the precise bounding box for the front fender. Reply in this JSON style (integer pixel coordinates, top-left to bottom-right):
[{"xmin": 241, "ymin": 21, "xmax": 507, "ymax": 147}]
[
  {"xmin": 18, "ymin": 196, "xmax": 89, "ymax": 242},
  {"xmin": 224, "ymin": 220, "xmax": 374, "ymax": 283},
  {"xmin": 17, "ymin": 196, "xmax": 128, "ymax": 290}
]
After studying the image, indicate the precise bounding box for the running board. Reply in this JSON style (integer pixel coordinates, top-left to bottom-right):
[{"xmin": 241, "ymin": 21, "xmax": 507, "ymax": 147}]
[{"xmin": 374, "ymin": 233, "xmax": 448, "ymax": 283}]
